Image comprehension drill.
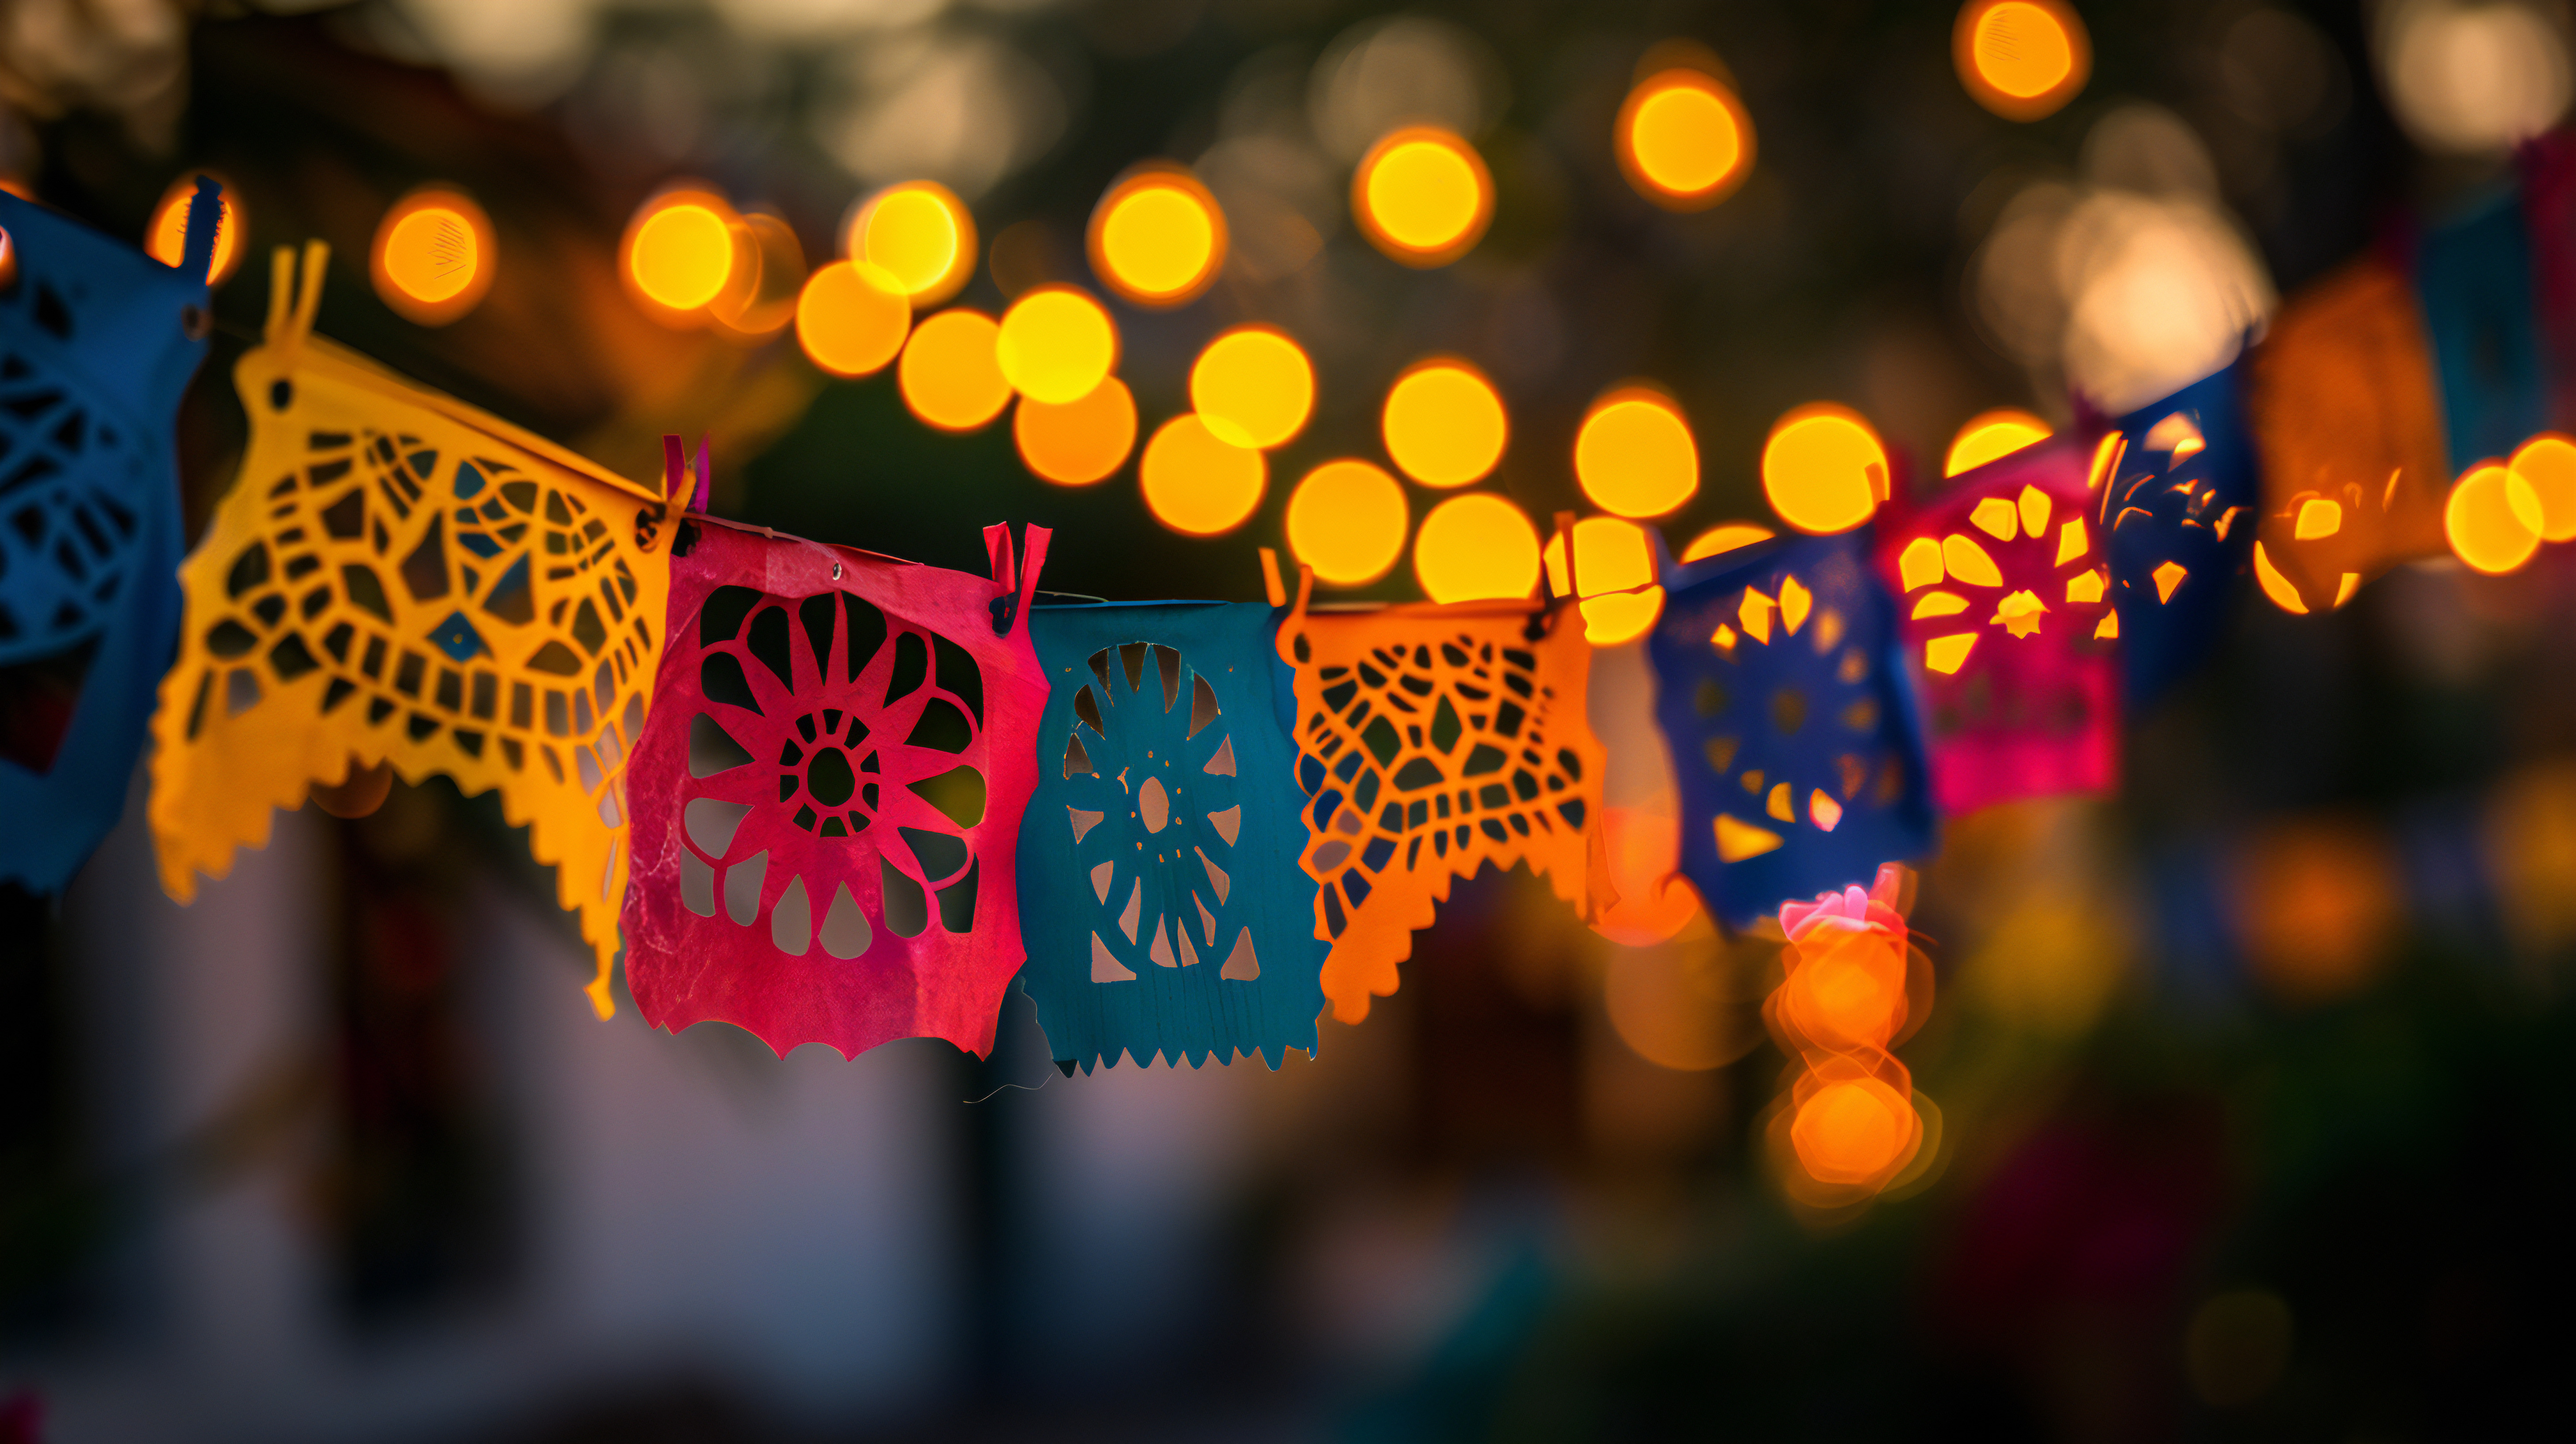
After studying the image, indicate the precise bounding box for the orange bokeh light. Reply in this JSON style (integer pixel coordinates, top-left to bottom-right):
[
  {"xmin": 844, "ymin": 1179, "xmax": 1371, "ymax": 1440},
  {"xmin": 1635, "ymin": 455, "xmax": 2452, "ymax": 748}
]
[
  {"xmin": 897, "ymin": 308, "xmax": 1012, "ymax": 433},
  {"xmin": 1575, "ymin": 388, "xmax": 1699, "ymax": 519},
  {"xmin": 2446, "ymin": 461, "xmax": 2546, "ymax": 574},
  {"xmin": 1763, "ymin": 403, "xmax": 1889, "ymax": 534},
  {"xmin": 994, "ymin": 285, "xmax": 1118, "ymax": 405},
  {"xmin": 1287, "ymin": 460, "xmax": 1410, "ymax": 586},
  {"xmin": 368, "ymin": 187, "xmax": 495, "ymax": 326},
  {"xmin": 847, "ymin": 181, "xmax": 976, "ymax": 306},
  {"xmin": 1352, "ymin": 126, "xmax": 1494, "ymax": 267},
  {"xmin": 146, "ymin": 173, "xmax": 244, "ymax": 285},
  {"xmin": 2508, "ymin": 433, "xmax": 2576, "ymax": 542},
  {"xmin": 1542, "ymin": 515, "xmax": 1665, "ymax": 645},
  {"xmin": 1383, "ymin": 358, "xmax": 1508, "ymax": 488},
  {"xmin": 1139, "ymin": 415, "xmax": 1266, "ymax": 536},
  {"xmin": 1191, "ymin": 325, "xmax": 1314, "ymax": 450},
  {"xmin": 623, "ymin": 189, "xmax": 740, "ymax": 320},
  {"xmin": 1616, "ymin": 67, "xmax": 1755, "ymax": 210},
  {"xmin": 1591, "ymin": 806, "xmax": 1705, "ymax": 946},
  {"xmin": 1413, "ymin": 492, "xmax": 1541, "ymax": 602},
  {"xmin": 1776, "ymin": 920, "xmax": 1913, "ymax": 1052},
  {"xmin": 709, "ymin": 212, "xmax": 807, "ymax": 338},
  {"xmin": 1955, "ymin": 0, "xmax": 2091, "ymax": 121},
  {"xmin": 1789, "ymin": 1071, "xmax": 1921, "ymax": 1187},
  {"xmin": 1944, "ymin": 407, "xmax": 2052, "ymax": 477},
  {"xmin": 1015, "ymin": 376, "xmax": 1137, "ymax": 487},
  {"xmin": 795, "ymin": 260, "xmax": 911, "ymax": 378},
  {"xmin": 1087, "ymin": 165, "xmax": 1227, "ymax": 308}
]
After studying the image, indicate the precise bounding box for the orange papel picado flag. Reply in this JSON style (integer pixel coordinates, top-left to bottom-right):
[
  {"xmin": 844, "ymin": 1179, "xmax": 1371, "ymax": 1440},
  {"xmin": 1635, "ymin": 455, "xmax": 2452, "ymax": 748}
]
[
  {"xmin": 1267, "ymin": 552, "xmax": 1605, "ymax": 1024},
  {"xmin": 149, "ymin": 243, "xmax": 675, "ymax": 1016}
]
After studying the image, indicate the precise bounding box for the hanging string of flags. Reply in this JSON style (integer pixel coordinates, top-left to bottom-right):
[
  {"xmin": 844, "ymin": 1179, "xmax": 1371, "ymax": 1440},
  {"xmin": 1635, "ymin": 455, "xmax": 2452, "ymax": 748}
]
[{"xmin": 13, "ymin": 71, "xmax": 2576, "ymax": 1201}]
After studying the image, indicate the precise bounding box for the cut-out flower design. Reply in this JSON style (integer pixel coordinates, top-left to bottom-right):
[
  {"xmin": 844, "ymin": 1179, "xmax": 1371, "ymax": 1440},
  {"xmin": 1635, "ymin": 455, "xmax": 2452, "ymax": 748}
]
[
  {"xmin": 677, "ymin": 584, "xmax": 990, "ymax": 958},
  {"xmin": 1054, "ymin": 642, "xmax": 1255, "ymax": 982}
]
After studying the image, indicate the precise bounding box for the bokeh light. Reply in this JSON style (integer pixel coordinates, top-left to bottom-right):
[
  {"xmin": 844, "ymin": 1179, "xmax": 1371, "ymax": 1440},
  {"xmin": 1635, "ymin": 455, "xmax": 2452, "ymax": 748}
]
[
  {"xmin": 368, "ymin": 186, "xmax": 495, "ymax": 326},
  {"xmin": 794, "ymin": 260, "xmax": 911, "ymax": 378},
  {"xmin": 2379, "ymin": 0, "xmax": 2572, "ymax": 154},
  {"xmin": 1190, "ymin": 326, "xmax": 1314, "ymax": 450},
  {"xmin": 994, "ymin": 285, "xmax": 1118, "ymax": 405},
  {"xmin": 1413, "ymin": 492, "xmax": 1541, "ymax": 602},
  {"xmin": 897, "ymin": 308, "xmax": 1012, "ymax": 433},
  {"xmin": 1616, "ymin": 67, "xmax": 1755, "ymax": 210},
  {"xmin": 1762, "ymin": 403, "xmax": 1889, "ymax": 534},
  {"xmin": 1140, "ymin": 415, "xmax": 1266, "ymax": 536},
  {"xmin": 849, "ymin": 181, "xmax": 976, "ymax": 306},
  {"xmin": 146, "ymin": 173, "xmax": 243, "ymax": 285},
  {"xmin": 2445, "ymin": 461, "xmax": 2545, "ymax": 574},
  {"xmin": 709, "ymin": 212, "xmax": 806, "ymax": 338},
  {"xmin": 623, "ymin": 190, "xmax": 739, "ymax": 318},
  {"xmin": 1955, "ymin": 0, "xmax": 2091, "ymax": 121},
  {"xmin": 1351, "ymin": 125, "xmax": 1494, "ymax": 267},
  {"xmin": 1014, "ymin": 376, "xmax": 1137, "ymax": 487},
  {"xmin": 1382, "ymin": 359, "xmax": 1508, "ymax": 488},
  {"xmin": 1789, "ymin": 1072, "xmax": 1921, "ymax": 1187},
  {"xmin": 1944, "ymin": 408, "xmax": 2052, "ymax": 476},
  {"xmin": 1682, "ymin": 523, "xmax": 1775, "ymax": 562},
  {"xmin": 1087, "ymin": 166, "xmax": 1226, "ymax": 307},
  {"xmin": 1575, "ymin": 388, "xmax": 1698, "ymax": 519},
  {"xmin": 2508, "ymin": 433, "xmax": 2576, "ymax": 541},
  {"xmin": 1287, "ymin": 460, "xmax": 1410, "ymax": 586}
]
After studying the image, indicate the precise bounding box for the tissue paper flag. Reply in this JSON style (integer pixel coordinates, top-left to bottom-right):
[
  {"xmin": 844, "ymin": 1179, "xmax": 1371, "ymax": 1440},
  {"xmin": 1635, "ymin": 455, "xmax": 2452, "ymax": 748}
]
[
  {"xmin": 1876, "ymin": 436, "xmax": 2118, "ymax": 816},
  {"xmin": 0, "ymin": 183, "xmax": 215, "ymax": 891},
  {"xmin": 621, "ymin": 518, "xmax": 1049, "ymax": 1059},
  {"xmin": 1016, "ymin": 600, "xmax": 1326, "ymax": 1071},
  {"xmin": 150, "ymin": 243, "xmax": 671, "ymax": 1014},
  {"xmin": 2242, "ymin": 256, "xmax": 2450, "ymax": 612},
  {"xmin": 2097, "ymin": 361, "xmax": 2258, "ymax": 709},
  {"xmin": 1648, "ymin": 530, "xmax": 1935, "ymax": 931},
  {"xmin": 1270, "ymin": 557, "xmax": 1604, "ymax": 1023},
  {"xmin": 2417, "ymin": 188, "xmax": 2549, "ymax": 475}
]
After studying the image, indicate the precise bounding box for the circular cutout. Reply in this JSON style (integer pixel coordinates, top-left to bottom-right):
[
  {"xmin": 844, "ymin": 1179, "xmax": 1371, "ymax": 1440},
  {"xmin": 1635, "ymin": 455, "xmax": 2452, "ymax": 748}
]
[
  {"xmin": 1287, "ymin": 460, "xmax": 1410, "ymax": 586},
  {"xmin": 1762, "ymin": 403, "xmax": 1889, "ymax": 535},
  {"xmin": 897, "ymin": 308, "xmax": 1012, "ymax": 433},
  {"xmin": 1352, "ymin": 126, "xmax": 1494, "ymax": 266},
  {"xmin": 1140, "ymin": 415, "xmax": 1267, "ymax": 536},
  {"xmin": 849, "ymin": 181, "xmax": 977, "ymax": 305},
  {"xmin": 995, "ymin": 286, "xmax": 1118, "ymax": 405},
  {"xmin": 1383, "ymin": 359, "xmax": 1508, "ymax": 488},
  {"xmin": 1413, "ymin": 492, "xmax": 1541, "ymax": 602},
  {"xmin": 1617, "ymin": 69, "xmax": 1755, "ymax": 209},
  {"xmin": 1015, "ymin": 376, "xmax": 1138, "ymax": 487},
  {"xmin": 1190, "ymin": 326, "xmax": 1314, "ymax": 450},
  {"xmin": 1575, "ymin": 389, "xmax": 1699, "ymax": 519},
  {"xmin": 1088, "ymin": 166, "xmax": 1227, "ymax": 307},
  {"xmin": 2446, "ymin": 461, "xmax": 2545, "ymax": 575}
]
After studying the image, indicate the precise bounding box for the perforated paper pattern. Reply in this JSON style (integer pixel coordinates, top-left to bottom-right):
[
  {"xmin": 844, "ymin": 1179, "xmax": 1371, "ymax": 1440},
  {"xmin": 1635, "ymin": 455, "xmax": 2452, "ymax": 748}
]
[
  {"xmin": 0, "ymin": 188, "xmax": 210, "ymax": 891},
  {"xmin": 1876, "ymin": 436, "xmax": 2119, "ymax": 816},
  {"xmin": 2099, "ymin": 362, "xmax": 2257, "ymax": 709},
  {"xmin": 1018, "ymin": 602, "xmax": 1326, "ymax": 1070},
  {"xmin": 621, "ymin": 518, "xmax": 1049, "ymax": 1060},
  {"xmin": 1649, "ymin": 531, "xmax": 1935, "ymax": 930},
  {"xmin": 2242, "ymin": 256, "xmax": 2450, "ymax": 612},
  {"xmin": 1277, "ymin": 591, "xmax": 1602, "ymax": 1023},
  {"xmin": 150, "ymin": 245, "xmax": 671, "ymax": 1013}
]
